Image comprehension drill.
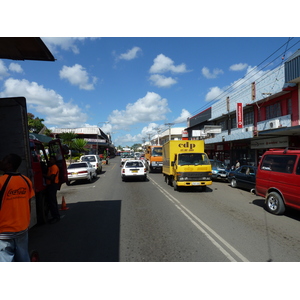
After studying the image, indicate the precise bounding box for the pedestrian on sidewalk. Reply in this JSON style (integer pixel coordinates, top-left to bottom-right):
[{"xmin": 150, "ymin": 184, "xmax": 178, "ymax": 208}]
[
  {"xmin": 0, "ymin": 153, "xmax": 35, "ymax": 262},
  {"xmin": 44, "ymin": 156, "xmax": 60, "ymax": 224}
]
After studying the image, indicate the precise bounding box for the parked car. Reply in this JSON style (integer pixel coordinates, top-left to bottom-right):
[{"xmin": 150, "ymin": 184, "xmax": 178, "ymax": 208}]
[
  {"xmin": 228, "ymin": 165, "xmax": 257, "ymax": 191},
  {"xmin": 67, "ymin": 162, "xmax": 97, "ymax": 185},
  {"xmin": 256, "ymin": 148, "xmax": 300, "ymax": 215},
  {"xmin": 121, "ymin": 160, "xmax": 147, "ymax": 181},
  {"xmin": 210, "ymin": 159, "xmax": 227, "ymax": 180},
  {"xmin": 80, "ymin": 154, "xmax": 102, "ymax": 174}
]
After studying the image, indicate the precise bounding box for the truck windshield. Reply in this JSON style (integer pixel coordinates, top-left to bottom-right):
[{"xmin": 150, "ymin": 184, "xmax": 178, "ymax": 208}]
[
  {"xmin": 178, "ymin": 153, "xmax": 210, "ymax": 166},
  {"xmin": 151, "ymin": 147, "xmax": 162, "ymax": 157}
]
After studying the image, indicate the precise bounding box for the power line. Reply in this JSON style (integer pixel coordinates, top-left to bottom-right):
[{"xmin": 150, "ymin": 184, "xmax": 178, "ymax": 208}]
[{"xmin": 190, "ymin": 37, "xmax": 300, "ymax": 117}]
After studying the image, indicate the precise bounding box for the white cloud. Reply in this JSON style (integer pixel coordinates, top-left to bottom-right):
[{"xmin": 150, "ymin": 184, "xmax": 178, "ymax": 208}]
[
  {"xmin": 108, "ymin": 92, "xmax": 170, "ymax": 129},
  {"xmin": 202, "ymin": 67, "xmax": 224, "ymax": 79},
  {"xmin": 149, "ymin": 74, "xmax": 177, "ymax": 88},
  {"xmin": 0, "ymin": 60, "xmax": 9, "ymax": 79},
  {"xmin": 174, "ymin": 108, "xmax": 192, "ymax": 124},
  {"xmin": 229, "ymin": 63, "xmax": 248, "ymax": 71},
  {"xmin": 118, "ymin": 46, "xmax": 142, "ymax": 60},
  {"xmin": 149, "ymin": 54, "xmax": 190, "ymax": 74},
  {"xmin": 59, "ymin": 64, "xmax": 97, "ymax": 90},
  {"xmin": 9, "ymin": 62, "xmax": 23, "ymax": 73},
  {"xmin": 0, "ymin": 78, "xmax": 88, "ymax": 128},
  {"xmin": 42, "ymin": 37, "xmax": 98, "ymax": 54},
  {"xmin": 205, "ymin": 86, "xmax": 224, "ymax": 102}
]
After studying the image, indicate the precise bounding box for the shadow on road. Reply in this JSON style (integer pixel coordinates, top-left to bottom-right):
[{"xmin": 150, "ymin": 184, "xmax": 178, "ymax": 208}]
[{"xmin": 28, "ymin": 200, "xmax": 121, "ymax": 262}]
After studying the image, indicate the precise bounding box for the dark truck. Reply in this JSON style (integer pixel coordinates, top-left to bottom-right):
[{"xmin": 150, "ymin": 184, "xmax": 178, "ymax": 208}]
[{"xmin": 0, "ymin": 97, "xmax": 68, "ymax": 226}]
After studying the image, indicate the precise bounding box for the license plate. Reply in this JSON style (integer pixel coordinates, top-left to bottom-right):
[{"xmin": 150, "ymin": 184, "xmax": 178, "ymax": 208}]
[
  {"xmin": 72, "ymin": 172, "xmax": 78, "ymax": 175},
  {"xmin": 192, "ymin": 182, "xmax": 200, "ymax": 185},
  {"xmin": 131, "ymin": 170, "xmax": 138, "ymax": 173}
]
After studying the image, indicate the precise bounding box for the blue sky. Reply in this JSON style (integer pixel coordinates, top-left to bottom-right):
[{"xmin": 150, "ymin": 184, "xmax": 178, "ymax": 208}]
[
  {"xmin": 2, "ymin": 37, "xmax": 300, "ymax": 146},
  {"xmin": 1, "ymin": 37, "xmax": 300, "ymax": 146}
]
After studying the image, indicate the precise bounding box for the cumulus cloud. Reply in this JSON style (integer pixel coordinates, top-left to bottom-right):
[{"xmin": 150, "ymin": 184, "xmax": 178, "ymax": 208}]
[
  {"xmin": 118, "ymin": 46, "xmax": 142, "ymax": 60},
  {"xmin": 149, "ymin": 74, "xmax": 177, "ymax": 88},
  {"xmin": 108, "ymin": 92, "xmax": 170, "ymax": 129},
  {"xmin": 149, "ymin": 54, "xmax": 190, "ymax": 74},
  {"xmin": 205, "ymin": 86, "xmax": 224, "ymax": 102},
  {"xmin": 9, "ymin": 63, "xmax": 23, "ymax": 73},
  {"xmin": 174, "ymin": 109, "xmax": 192, "ymax": 124},
  {"xmin": 0, "ymin": 78, "xmax": 88, "ymax": 127},
  {"xmin": 0, "ymin": 60, "xmax": 9, "ymax": 79},
  {"xmin": 202, "ymin": 67, "xmax": 224, "ymax": 79},
  {"xmin": 229, "ymin": 63, "xmax": 248, "ymax": 71},
  {"xmin": 59, "ymin": 64, "xmax": 97, "ymax": 90},
  {"xmin": 42, "ymin": 37, "xmax": 98, "ymax": 54}
]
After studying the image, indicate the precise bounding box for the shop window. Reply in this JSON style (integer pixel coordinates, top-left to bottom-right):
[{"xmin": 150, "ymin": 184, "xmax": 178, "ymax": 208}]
[
  {"xmin": 244, "ymin": 111, "xmax": 254, "ymax": 126},
  {"xmin": 266, "ymin": 102, "xmax": 281, "ymax": 119}
]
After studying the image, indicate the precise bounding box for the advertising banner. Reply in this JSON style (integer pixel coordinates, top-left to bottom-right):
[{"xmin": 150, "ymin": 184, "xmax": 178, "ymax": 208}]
[{"xmin": 236, "ymin": 103, "xmax": 243, "ymax": 128}]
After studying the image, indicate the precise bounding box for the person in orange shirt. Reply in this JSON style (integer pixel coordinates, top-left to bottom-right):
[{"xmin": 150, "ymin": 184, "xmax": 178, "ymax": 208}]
[
  {"xmin": 44, "ymin": 156, "xmax": 60, "ymax": 224},
  {"xmin": 0, "ymin": 153, "xmax": 35, "ymax": 262}
]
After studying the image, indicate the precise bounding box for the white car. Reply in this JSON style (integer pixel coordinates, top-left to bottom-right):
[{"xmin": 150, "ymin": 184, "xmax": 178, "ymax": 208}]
[
  {"xmin": 121, "ymin": 160, "xmax": 147, "ymax": 181},
  {"xmin": 120, "ymin": 152, "xmax": 135, "ymax": 165},
  {"xmin": 67, "ymin": 162, "xmax": 97, "ymax": 185},
  {"xmin": 80, "ymin": 154, "xmax": 102, "ymax": 174}
]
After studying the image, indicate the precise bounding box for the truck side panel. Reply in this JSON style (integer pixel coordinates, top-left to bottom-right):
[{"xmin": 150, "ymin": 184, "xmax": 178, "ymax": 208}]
[{"xmin": 0, "ymin": 97, "xmax": 37, "ymax": 226}]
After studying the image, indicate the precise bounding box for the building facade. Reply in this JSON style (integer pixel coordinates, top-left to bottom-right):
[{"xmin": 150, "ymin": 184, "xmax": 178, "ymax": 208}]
[
  {"xmin": 51, "ymin": 127, "xmax": 116, "ymax": 156},
  {"xmin": 186, "ymin": 49, "xmax": 300, "ymax": 167}
]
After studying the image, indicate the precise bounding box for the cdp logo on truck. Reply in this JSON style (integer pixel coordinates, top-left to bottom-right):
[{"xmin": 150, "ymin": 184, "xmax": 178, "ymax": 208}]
[{"xmin": 178, "ymin": 142, "xmax": 196, "ymax": 150}]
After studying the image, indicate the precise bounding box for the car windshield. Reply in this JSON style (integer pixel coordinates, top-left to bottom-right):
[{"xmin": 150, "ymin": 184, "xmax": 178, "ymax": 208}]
[
  {"xmin": 82, "ymin": 156, "xmax": 96, "ymax": 162},
  {"xmin": 178, "ymin": 153, "xmax": 210, "ymax": 165},
  {"xmin": 125, "ymin": 161, "xmax": 144, "ymax": 168},
  {"xmin": 68, "ymin": 163, "xmax": 87, "ymax": 169}
]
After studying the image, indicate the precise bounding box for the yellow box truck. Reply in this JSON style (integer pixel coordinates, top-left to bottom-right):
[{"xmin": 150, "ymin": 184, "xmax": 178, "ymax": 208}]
[{"xmin": 162, "ymin": 140, "xmax": 212, "ymax": 191}]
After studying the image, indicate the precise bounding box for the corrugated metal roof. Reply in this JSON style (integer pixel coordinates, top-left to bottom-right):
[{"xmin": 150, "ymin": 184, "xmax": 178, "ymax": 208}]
[{"xmin": 0, "ymin": 37, "xmax": 55, "ymax": 61}]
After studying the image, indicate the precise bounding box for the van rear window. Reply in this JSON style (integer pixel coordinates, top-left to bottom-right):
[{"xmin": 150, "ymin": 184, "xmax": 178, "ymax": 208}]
[{"xmin": 261, "ymin": 154, "xmax": 297, "ymax": 173}]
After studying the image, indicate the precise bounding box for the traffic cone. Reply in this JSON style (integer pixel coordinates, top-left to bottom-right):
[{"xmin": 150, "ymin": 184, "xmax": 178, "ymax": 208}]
[{"xmin": 60, "ymin": 196, "xmax": 69, "ymax": 210}]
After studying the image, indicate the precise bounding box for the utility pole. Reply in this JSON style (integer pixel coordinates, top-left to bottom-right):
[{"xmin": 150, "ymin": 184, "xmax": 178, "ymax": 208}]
[{"xmin": 165, "ymin": 123, "xmax": 174, "ymax": 141}]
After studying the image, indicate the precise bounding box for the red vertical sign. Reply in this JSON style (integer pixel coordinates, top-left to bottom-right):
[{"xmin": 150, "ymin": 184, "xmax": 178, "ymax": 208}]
[{"xmin": 236, "ymin": 103, "xmax": 243, "ymax": 128}]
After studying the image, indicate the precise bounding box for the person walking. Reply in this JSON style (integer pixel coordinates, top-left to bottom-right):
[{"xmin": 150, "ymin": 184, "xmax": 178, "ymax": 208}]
[
  {"xmin": 44, "ymin": 156, "xmax": 60, "ymax": 224},
  {"xmin": 0, "ymin": 153, "xmax": 35, "ymax": 262}
]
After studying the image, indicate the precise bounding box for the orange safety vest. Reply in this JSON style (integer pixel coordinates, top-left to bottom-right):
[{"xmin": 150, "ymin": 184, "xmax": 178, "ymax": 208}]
[
  {"xmin": 46, "ymin": 164, "xmax": 59, "ymax": 185},
  {"xmin": 0, "ymin": 173, "xmax": 35, "ymax": 233}
]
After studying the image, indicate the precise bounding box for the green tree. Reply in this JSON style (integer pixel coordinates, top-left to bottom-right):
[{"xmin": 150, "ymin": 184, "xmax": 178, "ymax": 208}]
[
  {"xmin": 59, "ymin": 132, "xmax": 78, "ymax": 162},
  {"xmin": 73, "ymin": 138, "xmax": 88, "ymax": 156},
  {"xmin": 28, "ymin": 113, "xmax": 45, "ymax": 133}
]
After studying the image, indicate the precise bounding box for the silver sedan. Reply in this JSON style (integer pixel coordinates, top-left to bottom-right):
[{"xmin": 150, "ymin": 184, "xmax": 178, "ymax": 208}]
[{"xmin": 67, "ymin": 162, "xmax": 97, "ymax": 185}]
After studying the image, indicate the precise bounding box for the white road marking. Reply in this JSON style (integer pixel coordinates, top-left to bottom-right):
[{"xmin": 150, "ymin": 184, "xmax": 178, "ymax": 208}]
[{"xmin": 149, "ymin": 177, "xmax": 250, "ymax": 262}]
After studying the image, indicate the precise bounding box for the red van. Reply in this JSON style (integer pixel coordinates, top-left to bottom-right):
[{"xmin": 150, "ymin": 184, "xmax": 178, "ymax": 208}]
[{"xmin": 256, "ymin": 148, "xmax": 300, "ymax": 215}]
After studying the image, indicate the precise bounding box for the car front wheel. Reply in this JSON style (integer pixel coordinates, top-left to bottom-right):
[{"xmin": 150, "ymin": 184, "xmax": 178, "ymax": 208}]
[
  {"xmin": 266, "ymin": 191, "xmax": 285, "ymax": 215},
  {"xmin": 230, "ymin": 178, "xmax": 237, "ymax": 188}
]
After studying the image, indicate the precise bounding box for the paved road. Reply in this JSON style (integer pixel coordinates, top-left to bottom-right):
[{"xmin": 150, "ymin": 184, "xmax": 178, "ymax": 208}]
[{"xmin": 28, "ymin": 157, "xmax": 300, "ymax": 262}]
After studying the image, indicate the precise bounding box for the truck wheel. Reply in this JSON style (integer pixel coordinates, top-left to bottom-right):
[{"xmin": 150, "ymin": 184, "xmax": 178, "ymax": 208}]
[
  {"xmin": 266, "ymin": 191, "xmax": 285, "ymax": 215},
  {"xmin": 173, "ymin": 179, "xmax": 178, "ymax": 191},
  {"xmin": 167, "ymin": 176, "xmax": 172, "ymax": 186},
  {"xmin": 36, "ymin": 192, "xmax": 49, "ymax": 225}
]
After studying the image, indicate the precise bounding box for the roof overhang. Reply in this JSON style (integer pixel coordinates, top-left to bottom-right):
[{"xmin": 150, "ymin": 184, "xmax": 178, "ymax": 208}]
[
  {"xmin": 0, "ymin": 37, "xmax": 55, "ymax": 61},
  {"xmin": 257, "ymin": 125, "xmax": 300, "ymax": 137}
]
